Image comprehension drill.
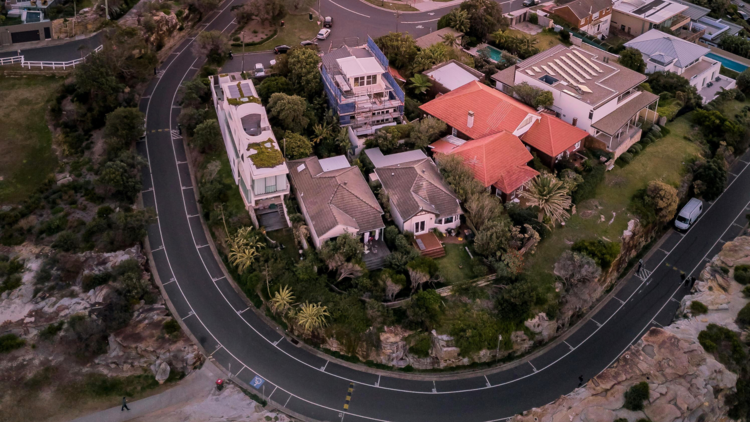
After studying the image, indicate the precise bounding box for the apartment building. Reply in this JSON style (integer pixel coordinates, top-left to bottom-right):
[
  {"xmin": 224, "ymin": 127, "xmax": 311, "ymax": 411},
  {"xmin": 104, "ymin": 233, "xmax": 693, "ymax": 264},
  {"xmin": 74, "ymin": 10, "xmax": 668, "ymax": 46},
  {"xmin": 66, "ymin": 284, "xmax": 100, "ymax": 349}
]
[
  {"xmin": 492, "ymin": 45, "xmax": 660, "ymax": 158},
  {"xmin": 611, "ymin": 0, "xmax": 690, "ymax": 37},
  {"xmin": 625, "ymin": 29, "xmax": 736, "ymax": 103},
  {"xmin": 209, "ymin": 72, "xmax": 291, "ymax": 231},
  {"xmin": 320, "ymin": 37, "xmax": 405, "ymax": 136}
]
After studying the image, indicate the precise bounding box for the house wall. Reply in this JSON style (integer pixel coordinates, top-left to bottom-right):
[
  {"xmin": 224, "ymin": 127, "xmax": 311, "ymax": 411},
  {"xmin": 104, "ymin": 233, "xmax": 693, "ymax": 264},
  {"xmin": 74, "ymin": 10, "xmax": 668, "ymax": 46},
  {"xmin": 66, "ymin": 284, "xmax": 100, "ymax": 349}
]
[
  {"xmin": 403, "ymin": 211, "xmax": 460, "ymax": 235},
  {"xmin": 516, "ymin": 69, "xmax": 648, "ymax": 137},
  {"xmin": 611, "ymin": 12, "xmax": 652, "ymax": 36},
  {"xmin": 390, "ymin": 200, "xmax": 406, "ymax": 232},
  {"xmin": 581, "ymin": 14, "xmax": 612, "ymax": 37},
  {"xmin": 687, "ymin": 60, "xmax": 721, "ymax": 90},
  {"xmin": 317, "ymin": 225, "xmax": 360, "ymax": 249},
  {"xmin": 555, "ymin": 6, "xmax": 612, "ymax": 37}
]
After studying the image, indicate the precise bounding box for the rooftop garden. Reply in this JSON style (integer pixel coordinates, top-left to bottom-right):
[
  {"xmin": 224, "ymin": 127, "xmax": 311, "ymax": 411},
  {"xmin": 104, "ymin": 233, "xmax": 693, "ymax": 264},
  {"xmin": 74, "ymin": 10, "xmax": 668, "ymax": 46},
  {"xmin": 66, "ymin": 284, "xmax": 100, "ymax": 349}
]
[
  {"xmin": 247, "ymin": 139, "xmax": 284, "ymax": 168},
  {"xmin": 227, "ymin": 82, "xmax": 262, "ymax": 106}
]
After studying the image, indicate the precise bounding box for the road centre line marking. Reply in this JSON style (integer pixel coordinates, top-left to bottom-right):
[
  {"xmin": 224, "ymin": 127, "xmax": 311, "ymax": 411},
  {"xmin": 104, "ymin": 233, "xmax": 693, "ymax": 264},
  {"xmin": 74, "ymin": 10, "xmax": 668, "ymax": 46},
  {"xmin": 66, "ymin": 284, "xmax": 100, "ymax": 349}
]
[{"xmin": 327, "ymin": 0, "xmax": 370, "ymax": 17}]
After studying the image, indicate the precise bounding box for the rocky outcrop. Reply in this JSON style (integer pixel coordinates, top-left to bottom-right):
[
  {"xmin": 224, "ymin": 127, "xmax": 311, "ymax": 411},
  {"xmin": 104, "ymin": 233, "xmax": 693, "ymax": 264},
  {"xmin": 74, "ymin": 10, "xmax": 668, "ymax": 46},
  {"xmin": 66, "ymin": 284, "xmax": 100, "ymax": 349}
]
[
  {"xmin": 525, "ymin": 313, "xmax": 559, "ymax": 344},
  {"xmin": 513, "ymin": 235, "xmax": 750, "ymax": 422}
]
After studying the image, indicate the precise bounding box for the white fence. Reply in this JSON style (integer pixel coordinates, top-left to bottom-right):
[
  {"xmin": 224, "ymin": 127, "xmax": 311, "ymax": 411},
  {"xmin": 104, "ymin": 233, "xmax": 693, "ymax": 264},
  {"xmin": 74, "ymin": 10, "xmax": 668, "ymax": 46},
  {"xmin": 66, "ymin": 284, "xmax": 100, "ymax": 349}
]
[{"xmin": 0, "ymin": 44, "xmax": 103, "ymax": 70}]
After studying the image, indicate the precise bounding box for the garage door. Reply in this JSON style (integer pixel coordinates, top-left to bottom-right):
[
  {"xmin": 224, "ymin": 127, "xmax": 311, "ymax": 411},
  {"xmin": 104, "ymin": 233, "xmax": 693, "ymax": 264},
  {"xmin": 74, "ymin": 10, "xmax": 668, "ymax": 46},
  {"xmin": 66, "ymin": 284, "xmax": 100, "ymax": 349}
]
[{"xmin": 11, "ymin": 30, "xmax": 41, "ymax": 44}]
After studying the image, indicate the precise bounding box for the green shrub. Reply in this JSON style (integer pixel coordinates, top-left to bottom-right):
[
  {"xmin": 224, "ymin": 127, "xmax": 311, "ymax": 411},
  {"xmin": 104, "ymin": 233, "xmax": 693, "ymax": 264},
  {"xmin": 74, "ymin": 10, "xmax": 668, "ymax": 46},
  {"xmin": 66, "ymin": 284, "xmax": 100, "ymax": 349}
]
[
  {"xmin": 39, "ymin": 322, "xmax": 65, "ymax": 341},
  {"xmin": 690, "ymin": 300, "xmax": 708, "ymax": 315},
  {"xmin": 617, "ymin": 152, "xmax": 634, "ymax": 165},
  {"xmin": 572, "ymin": 164, "xmax": 606, "ymax": 204},
  {"xmin": 623, "ymin": 381, "xmax": 650, "ymax": 411},
  {"xmin": 52, "ymin": 231, "xmax": 79, "ymax": 252},
  {"xmin": 628, "ymin": 144, "xmax": 643, "ymax": 155},
  {"xmin": 163, "ymin": 319, "xmax": 181, "ymax": 336},
  {"xmin": 572, "ymin": 239, "xmax": 621, "ymax": 269},
  {"xmin": 0, "ymin": 334, "xmax": 26, "ymax": 353},
  {"xmin": 738, "ymin": 303, "xmax": 750, "ymax": 326},
  {"xmin": 742, "ymin": 285, "xmax": 750, "ymax": 298},
  {"xmin": 0, "ymin": 274, "xmax": 22, "ymax": 294},
  {"xmin": 659, "ymin": 125, "xmax": 671, "ymax": 136},
  {"xmin": 735, "ymin": 265, "xmax": 750, "ymax": 285},
  {"xmin": 82, "ymin": 271, "xmax": 113, "ymax": 291},
  {"xmin": 699, "ymin": 323, "xmax": 746, "ymax": 366},
  {"xmin": 407, "ymin": 333, "xmax": 432, "ymax": 358}
]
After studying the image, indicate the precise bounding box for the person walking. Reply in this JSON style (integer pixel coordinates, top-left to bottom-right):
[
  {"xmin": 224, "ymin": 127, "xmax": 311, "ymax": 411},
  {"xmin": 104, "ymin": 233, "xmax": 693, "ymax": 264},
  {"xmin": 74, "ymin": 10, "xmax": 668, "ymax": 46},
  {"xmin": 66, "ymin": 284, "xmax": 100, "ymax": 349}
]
[{"xmin": 121, "ymin": 396, "xmax": 130, "ymax": 412}]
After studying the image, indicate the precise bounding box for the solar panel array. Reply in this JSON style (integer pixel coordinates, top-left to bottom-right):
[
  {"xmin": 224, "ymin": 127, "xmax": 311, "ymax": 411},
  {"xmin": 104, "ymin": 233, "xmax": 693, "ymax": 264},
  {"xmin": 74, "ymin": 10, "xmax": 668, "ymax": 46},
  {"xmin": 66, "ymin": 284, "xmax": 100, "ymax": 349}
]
[{"xmin": 528, "ymin": 49, "xmax": 610, "ymax": 97}]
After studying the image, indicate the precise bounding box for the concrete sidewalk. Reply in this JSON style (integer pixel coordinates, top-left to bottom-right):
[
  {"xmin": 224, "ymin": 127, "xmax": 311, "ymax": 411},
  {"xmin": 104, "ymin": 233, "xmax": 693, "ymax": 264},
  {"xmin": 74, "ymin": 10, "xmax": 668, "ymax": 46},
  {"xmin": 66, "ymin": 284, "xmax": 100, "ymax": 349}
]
[{"xmin": 70, "ymin": 361, "xmax": 223, "ymax": 422}]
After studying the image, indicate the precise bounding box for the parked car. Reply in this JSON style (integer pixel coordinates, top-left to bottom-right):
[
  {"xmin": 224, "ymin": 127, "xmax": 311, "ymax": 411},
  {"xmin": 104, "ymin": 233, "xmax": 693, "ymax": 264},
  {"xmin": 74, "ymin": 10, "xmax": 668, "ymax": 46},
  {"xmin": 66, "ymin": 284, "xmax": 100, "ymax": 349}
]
[
  {"xmin": 674, "ymin": 198, "xmax": 703, "ymax": 231},
  {"xmin": 522, "ymin": 0, "xmax": 539, "ymax": 6},
  {"xmin": 739, "ymin": 10, "xmax": 749, "ymax": 21},
  {"xmin": 300, "ymin": 40, "xmax": 318, "ymax": 48},
  {"xmin": 274, "ymin": 45, "xmax": 291, "ymax": 54},
  {"xmin": 254, "ymin": 63, "xmax": 266, "ymax": 77},
  {"xmin": 323, "ymin": 16, "xmax": 333, "ymax": 27},
  {"xmin": 317, "ymin": 28, "xmax": 331, "ymax": 40}
]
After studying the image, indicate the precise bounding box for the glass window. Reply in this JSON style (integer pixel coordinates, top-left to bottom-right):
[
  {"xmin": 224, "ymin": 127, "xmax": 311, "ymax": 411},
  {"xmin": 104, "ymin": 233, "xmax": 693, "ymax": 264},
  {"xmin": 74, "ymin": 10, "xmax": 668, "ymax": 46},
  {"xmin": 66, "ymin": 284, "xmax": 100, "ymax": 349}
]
[
  {"xmin": 366, "ymin": 75, "xmax": 377, "ymax": 85},
  {"xmin": 353, "ymin": 77, "xmax": 364, "ymax": 87},
  {"xmin": 254, "ymin": 177, "xmax": 265, "ymax": 195},
  {"xmin": 265, "ymin": 176, "xmax": 277, "ymax": 193}
]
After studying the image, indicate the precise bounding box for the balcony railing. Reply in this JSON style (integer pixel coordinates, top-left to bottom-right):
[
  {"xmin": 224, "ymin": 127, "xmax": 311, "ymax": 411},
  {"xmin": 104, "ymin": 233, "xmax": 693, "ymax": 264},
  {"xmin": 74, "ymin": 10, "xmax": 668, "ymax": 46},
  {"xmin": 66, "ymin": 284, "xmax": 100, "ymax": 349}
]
[{"xmin": 668, "ymin": 14, "xmax": 691, "ymax": 31}]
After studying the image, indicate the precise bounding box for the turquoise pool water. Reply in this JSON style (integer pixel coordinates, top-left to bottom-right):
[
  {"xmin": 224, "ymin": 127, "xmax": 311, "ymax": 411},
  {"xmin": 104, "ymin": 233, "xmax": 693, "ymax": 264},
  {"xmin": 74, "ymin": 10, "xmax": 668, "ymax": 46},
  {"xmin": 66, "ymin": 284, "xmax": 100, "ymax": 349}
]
[
  {"xmin": 481, "ymin": 45, "xmax": 505, "ymax": 62},
  {"xmin": 706, "ymin": 52, "xmax": 748, "ymax": 73}
]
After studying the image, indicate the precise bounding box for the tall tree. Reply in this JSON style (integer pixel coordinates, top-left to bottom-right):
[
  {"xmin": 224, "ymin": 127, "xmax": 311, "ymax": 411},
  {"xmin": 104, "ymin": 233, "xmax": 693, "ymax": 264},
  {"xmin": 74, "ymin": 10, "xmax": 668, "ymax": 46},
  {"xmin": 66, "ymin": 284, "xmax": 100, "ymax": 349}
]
[
  {"xmin": 267, "ymin": 93, "xmax": 310, "ymax": 133},
  {"xmin": 619, "ymin": 48, "xmax": 646, "ymax": 73},
  {"xmin": 408, "ymin": 74, "xmax": 433, "ymax": 95},
  {"xmin": 286, "ymin": 47, "xmax": 323, "ymax": 100},
  {"xmin": 375, "ymin": 32, "xmax": 418, "ymax": 70},
  {"xmin": 447, "ymin": 9, "xmax": 470, "ymax": 33},
  {"xmin": 193, "ymin": 31, "xmax": 228, "ymax": 65},
  {"xmin": 295, "ymin": 302, "xmax": 330, "ymax": 332},
  {"xmin": 270, "ymin": 285, "xmax": 295, "ymax": 314},
  {"xmin": 283, "ymin": 131, "xmax": 313, "ymax": 159},
  {"xmin": 409, "ymin": 117, "xmax": 446, "ymax": 148},
  {"xmin": 459, "ymin": 0, "xmax": 504, "ymax": 40}
]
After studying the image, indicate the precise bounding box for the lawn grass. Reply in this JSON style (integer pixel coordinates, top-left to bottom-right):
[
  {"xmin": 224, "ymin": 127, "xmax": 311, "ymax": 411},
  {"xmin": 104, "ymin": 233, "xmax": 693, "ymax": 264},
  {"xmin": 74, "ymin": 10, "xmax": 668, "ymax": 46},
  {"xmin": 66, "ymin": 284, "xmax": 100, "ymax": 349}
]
[
  {"xmin": 0, "ymin": 76, "xmax": 61, "ymax": 205},
  {"xmin": 364, "ymin": 0, "xmax": 419, "ymax": 11},
  {"xmin": 524, "ymin": 114, "xmax": 703, "ymax": 295},
  {"xmin": 505, "ymin": 29, "xmax": 563, "ymax": 52},
  {"xmin": 436, "ymin": 243, "xmax": 475, "ymax": 284},
  {"xmin": 243, "ymin": 13, "xmax": 322, "ymax": 52}
]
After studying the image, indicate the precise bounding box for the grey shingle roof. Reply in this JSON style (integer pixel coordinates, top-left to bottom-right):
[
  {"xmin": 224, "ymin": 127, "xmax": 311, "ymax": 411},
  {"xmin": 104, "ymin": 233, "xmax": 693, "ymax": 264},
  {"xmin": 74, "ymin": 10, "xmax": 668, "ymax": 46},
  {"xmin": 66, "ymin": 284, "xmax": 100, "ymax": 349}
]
[
  {"xmin": 375, "ymin": 159, "xmax": 462, "ymax": 221},
  {"xmin": 287, "ymin": 157, "xmax": 384, "ymax": 239},
  {"xmin": 321, "ymin": 46, "xmax": 374, "ymax": 72},
  {"xmin": 592, "ymin": 90, "xmax": 659, "ymax": 134},
  {"xmin": 624, "ymin": 29, "xmax": 709, "ymax": 68},
  {"xmin": 669, "ymin": 0, "xmax": 709, "ymax": 21}
]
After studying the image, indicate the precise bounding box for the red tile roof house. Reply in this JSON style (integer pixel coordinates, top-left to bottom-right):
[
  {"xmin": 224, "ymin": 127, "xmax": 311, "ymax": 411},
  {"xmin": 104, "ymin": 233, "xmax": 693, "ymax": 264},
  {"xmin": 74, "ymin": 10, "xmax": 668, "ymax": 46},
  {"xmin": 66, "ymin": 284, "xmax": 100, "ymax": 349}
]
[
  {"xmin": 430, "ymin": 132, "xmax": 540, "ymax": 202},
  {"xmin": 421, "ymin": 81, "xmax": 589, "ymax": 199}
]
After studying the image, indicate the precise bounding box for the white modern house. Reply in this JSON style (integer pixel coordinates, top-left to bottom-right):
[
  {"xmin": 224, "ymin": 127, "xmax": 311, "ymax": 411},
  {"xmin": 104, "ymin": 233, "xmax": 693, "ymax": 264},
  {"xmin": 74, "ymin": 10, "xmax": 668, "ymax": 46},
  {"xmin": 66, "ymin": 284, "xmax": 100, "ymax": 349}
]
[
  {"xmin": 209, "ymin": 72, "xmax": 291, "ymax": 231},
  {"xmin": 492, "ymin": 44, "xmax": 660, "ymax": 158},
  {"xmin": 365, "ymin": 148, "xmax": 462, "ymax": 236},
  {"xmin": 625, "ymin": 29, "xmax": 736, "ymax": 103}
]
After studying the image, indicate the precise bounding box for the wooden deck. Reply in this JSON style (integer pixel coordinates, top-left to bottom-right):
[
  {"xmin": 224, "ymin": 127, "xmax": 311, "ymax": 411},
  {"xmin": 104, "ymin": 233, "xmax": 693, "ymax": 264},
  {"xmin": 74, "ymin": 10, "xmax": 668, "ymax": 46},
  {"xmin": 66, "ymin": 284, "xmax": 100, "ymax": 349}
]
[{"xmin": 414, "ymin": 233, "xmax": 445, "ymax": 258}]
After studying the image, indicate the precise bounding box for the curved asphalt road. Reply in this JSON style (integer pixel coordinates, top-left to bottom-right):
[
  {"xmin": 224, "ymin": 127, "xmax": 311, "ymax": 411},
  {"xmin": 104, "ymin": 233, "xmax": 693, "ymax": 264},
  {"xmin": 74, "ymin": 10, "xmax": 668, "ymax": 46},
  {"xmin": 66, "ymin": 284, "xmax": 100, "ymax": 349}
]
[{"xmin": 122, "ymin": 2, "xmax": 750, "ymax": 421}]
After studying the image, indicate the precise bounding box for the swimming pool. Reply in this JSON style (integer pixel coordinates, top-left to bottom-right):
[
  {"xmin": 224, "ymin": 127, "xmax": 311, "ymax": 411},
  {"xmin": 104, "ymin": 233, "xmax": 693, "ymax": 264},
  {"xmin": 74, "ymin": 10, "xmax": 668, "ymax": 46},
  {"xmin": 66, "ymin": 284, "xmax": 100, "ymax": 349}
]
[
  {"xmin": 481, "ymin": 45, "xmax": 505, "ymax": 62},
  {"xmin": 706, "ymin": 52, "xmax": 749, "ymax": 73}
]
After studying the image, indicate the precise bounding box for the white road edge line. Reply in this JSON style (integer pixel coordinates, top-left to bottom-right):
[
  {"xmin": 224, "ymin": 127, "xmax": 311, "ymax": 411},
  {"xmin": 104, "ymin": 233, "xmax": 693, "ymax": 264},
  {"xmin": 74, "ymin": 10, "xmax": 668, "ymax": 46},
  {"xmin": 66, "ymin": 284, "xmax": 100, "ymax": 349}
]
[{"xmin": 327, "ymin": 0, "xmax": 370, "ymax": 17}]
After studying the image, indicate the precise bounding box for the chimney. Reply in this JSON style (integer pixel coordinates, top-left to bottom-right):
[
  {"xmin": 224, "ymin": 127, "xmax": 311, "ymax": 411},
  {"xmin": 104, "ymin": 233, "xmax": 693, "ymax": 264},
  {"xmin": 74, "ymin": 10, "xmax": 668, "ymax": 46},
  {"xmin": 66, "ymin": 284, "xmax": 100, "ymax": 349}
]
[{"xmin": 467, "ymin": 111, "xmax": 475, "ymax": 128}]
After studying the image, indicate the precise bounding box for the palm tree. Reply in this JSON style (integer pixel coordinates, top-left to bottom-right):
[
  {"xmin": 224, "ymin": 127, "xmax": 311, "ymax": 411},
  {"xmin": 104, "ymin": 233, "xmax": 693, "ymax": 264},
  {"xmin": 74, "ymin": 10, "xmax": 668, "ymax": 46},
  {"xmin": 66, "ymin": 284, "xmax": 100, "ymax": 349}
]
[
  {"xmin": 292, "ymin": 221, "xmax": 310, "ymax": 249},
  {"xmin": 441, "ymin": 33, "xmax": 458, "ymax": 47},
  {"xmin": 409, "ymin": 74, "xmax": 432, "ymax": 95},
  {"xmin": 296, "ymin": 302, "xmax": 330, "ymax": 333},
  {"xmin": 491, "ymin": 29, "xmax": 507, "ymax": 46},
  {"xmin": 312, "ymin": 121, "xmax": 333, "ymax": 145},
  {"xmin": 270, "ymin": 285, "xmax": 295, "ymax": 314},
  {"xmin": 228, "ymin": 227, "xmax": 265, "ymax": 274},
  {"xmin": 520, "ymin": 174, "xmax": 572, "ymax": 227},
  {"xmin": 447, "ymin": 9, "xmax": 469, "ymax": 33}
]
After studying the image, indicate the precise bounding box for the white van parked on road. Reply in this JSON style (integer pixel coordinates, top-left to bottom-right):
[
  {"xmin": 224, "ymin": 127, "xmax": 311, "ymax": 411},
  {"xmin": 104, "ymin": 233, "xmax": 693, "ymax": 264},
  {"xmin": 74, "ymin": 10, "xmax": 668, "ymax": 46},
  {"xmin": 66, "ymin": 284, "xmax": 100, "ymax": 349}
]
[{"xmin": 675, "ymin": 198, "xmax": 703, "ymax": 231}]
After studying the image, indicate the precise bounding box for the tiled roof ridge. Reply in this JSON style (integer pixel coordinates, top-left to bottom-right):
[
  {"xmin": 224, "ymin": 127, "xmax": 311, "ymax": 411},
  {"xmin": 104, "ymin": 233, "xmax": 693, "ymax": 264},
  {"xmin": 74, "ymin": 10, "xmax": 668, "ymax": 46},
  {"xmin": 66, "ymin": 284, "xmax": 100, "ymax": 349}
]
[{"xmin": 338, "ymin": 182, "xmax": 383, "ymax": 214}]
